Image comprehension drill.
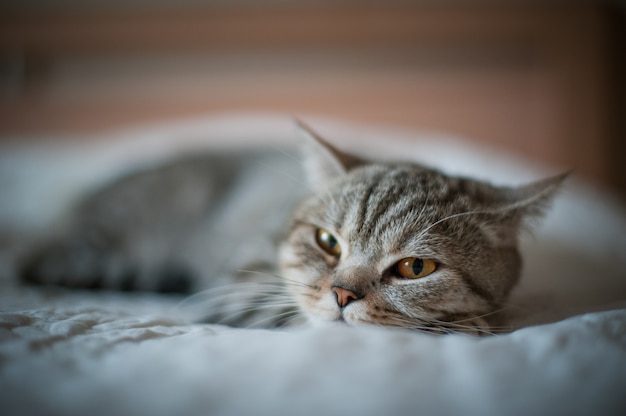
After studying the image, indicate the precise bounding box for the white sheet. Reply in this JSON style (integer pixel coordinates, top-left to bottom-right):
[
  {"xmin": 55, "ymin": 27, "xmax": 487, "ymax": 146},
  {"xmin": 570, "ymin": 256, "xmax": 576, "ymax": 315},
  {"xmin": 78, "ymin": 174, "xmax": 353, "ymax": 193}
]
[{"xmin": 1, "ymin": 114, "xmax": 625, "ymax": 416}]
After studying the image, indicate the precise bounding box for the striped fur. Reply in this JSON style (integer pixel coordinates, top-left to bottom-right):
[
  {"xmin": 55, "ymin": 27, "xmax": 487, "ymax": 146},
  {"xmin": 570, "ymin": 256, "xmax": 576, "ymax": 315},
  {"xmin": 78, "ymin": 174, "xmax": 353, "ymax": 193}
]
[
  {"xmin": 18, "ymin": 123, "xmax": 564, "ymax": 335},
  {"xmin": 280, "ymin": 123, "xmax": 565, "ymax": 335}
]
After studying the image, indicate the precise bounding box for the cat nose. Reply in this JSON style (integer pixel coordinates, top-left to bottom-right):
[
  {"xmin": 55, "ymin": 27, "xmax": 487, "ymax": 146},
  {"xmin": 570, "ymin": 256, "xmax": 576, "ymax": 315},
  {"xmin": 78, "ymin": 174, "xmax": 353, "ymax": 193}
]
[{"xmin": 332, "ymin": 286, "xmax": 360, "ymax": 308}]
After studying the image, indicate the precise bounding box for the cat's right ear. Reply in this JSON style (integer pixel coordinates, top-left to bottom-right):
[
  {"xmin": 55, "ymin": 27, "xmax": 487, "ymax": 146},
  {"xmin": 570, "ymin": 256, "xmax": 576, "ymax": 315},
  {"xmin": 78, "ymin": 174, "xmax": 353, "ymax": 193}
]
[{"xmin": 295, "ymin": 119, "xmax": 362, "ymax": 191}]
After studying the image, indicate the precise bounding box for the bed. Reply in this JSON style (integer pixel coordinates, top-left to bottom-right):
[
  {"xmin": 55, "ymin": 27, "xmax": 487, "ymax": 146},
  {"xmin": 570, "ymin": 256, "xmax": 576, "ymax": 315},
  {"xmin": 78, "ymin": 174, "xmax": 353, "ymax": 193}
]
[{"xmin": 1, "ymin": 114, "xmax": 625, "ymax": 416}]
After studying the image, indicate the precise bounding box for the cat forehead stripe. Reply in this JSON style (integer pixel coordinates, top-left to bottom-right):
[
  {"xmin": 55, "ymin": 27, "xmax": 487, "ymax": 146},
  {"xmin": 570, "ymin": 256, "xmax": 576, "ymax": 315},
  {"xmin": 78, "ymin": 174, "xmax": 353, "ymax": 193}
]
[{"xmin": 331, "ymin": 166, "xmax": 471, "ymax": 247}]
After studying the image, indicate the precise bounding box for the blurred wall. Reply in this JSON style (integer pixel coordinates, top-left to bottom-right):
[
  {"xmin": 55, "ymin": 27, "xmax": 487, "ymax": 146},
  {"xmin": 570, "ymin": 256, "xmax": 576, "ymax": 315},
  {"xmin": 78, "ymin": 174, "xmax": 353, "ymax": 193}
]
[{"xmin": 0, "ymin": 0, "xmax": 624, "ymax": 195}]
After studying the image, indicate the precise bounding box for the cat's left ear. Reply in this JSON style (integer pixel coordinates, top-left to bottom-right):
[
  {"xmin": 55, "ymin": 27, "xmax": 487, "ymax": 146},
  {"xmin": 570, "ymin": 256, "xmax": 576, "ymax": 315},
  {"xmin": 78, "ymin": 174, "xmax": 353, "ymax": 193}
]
[
  {"xmin": 295, "ymin": 119, "xmax": 363, "ymax": 191},
  {"xmin": 482, "ymin": 172, "xmax": 569, "ymax": 246},
  {"xmin": 500, "ymin": 172, "xmax": 569, "ymax": 217}
]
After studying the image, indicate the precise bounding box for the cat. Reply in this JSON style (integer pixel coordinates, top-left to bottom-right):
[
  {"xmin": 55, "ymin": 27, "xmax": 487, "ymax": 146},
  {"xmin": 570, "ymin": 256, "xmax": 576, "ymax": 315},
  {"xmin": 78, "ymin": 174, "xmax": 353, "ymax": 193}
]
[{"xmin": 18, "ymin": 121, "xmax": 565, "ymax": 335}]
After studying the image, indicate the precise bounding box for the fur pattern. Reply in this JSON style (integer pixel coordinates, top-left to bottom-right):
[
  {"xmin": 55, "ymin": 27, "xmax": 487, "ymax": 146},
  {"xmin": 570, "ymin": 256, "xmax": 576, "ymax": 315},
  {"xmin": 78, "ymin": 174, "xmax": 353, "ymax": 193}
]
[{"xmin": 19, "ymin": 122, "xmax": 565, "ymax": 334}]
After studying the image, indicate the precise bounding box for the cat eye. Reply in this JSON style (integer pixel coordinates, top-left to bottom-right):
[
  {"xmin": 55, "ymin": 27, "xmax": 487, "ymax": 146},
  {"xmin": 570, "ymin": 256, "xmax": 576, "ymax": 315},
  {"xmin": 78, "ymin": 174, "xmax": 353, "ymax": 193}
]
[
  {"xmin": 315, "ymin": 228, "xmax": 342, "ymax": 257},
  {"xmin": 395, "ymin": 257, "xmax": 437, "ymax": 279}
]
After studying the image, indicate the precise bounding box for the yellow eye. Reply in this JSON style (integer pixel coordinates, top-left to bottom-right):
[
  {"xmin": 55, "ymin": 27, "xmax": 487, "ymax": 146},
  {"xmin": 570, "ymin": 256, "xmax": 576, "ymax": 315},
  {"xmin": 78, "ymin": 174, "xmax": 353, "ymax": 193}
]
[
  {"xmin": 315, "ymin": 228, "xmax": 342, "ymax": 257},
  {"xmin": 395, "ymin": 257, "xmax": 437, "ymax": 279}
]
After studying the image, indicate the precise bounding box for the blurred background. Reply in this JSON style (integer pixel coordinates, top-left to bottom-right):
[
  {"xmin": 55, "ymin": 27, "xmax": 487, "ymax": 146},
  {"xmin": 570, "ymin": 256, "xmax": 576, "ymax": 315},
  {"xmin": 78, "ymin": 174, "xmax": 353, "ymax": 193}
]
[{"xmin": 0, "ymin": 0, "xmax": 624, "ymax": 196}]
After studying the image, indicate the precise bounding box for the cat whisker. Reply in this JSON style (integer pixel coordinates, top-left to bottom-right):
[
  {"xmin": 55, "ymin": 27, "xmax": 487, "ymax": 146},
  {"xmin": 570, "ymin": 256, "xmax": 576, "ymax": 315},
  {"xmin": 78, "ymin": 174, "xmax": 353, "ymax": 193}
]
[
  {"xmin": 413, "ymin": 188, "xmax": 432, "ymax": 227},
  {"xmin": 236, "ymin": 269, "xmax": 315, "ymax": 289},
  {"xmin": 214, "ymin": 302, "xmax": 298, "ymax": 327},
  {"xmin": 382, "ymin": 313, "xmax": 496, "ymax": 336},
  {"xmin": 366, "ymin": 314, "xmax": 441, "ymax": 333},
  {"xmin": 370, "ymin": 318, "xmax": 446, "ymax": 334},
  {"xmin": 449, "ymin": 307, "xmax": 518, "ymax": 334},
  {"xmin": 172, "ymin": 273, "xmax": 306, "ymax": 329},
  {"xmin": 268, "ymin": 143, "xmax": 300, "ymax": 163},
  {"xmin": 200, "ymin": 293, "xmax": 295, "ymax": 307},
  {"xmin": 414, "ymin": 209, "xmax": 495, "ymax": 242},
  {"xmin": 255, "ymin": 160, "xmax": 310, "ymax": 190},
  {"xmin": 175, "ymin": 283, "xmax": 290, "ymax": 312},
  {"xmin": 243, "ymin": 308, "xmax": 302, "ymax": 329},
  {"xmin": 343, "ymin": 302, "xmax": 498, "ymax": 336},
  {"xmin": 414, "ymin": 189, "xmax": 551, "ymax": 242},
  {"xmin": 299, "ymin": 292, "xmax": 318, "ymax": 299},
  {"xmin": 214, "ymin": 301, "xmax": 299, "ymax": 318},
  {"xmin": 277, "ymin": 313, "xmax": 307, "ymax": 328},
  {"xmin": 443, "ymin": 306, "xmax": 508, "ymax": 324},
  {"xmin": 177, "ymin": 282, "xmax": 286, "ymax": 301},
  {"xmin": 194, "ymin": 287, "xmax": 295, "ymax": 309},
  {"xmin": 425, "ymin": 317, "xmax": 497, "ymax": 336}
]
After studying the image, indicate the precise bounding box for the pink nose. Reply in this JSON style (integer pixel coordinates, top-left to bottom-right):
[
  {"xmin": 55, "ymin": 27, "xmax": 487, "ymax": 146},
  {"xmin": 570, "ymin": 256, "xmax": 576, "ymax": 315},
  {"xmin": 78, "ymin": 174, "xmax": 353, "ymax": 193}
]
[{"xmin": 332, "ymin": 286, "xmax": 360, "ymax": 308}]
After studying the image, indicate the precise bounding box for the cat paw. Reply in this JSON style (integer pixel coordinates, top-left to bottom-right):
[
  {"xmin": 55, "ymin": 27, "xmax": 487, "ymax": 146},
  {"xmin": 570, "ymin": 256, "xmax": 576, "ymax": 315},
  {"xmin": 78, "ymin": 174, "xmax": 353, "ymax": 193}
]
[
  {"xmin": 154, "ymin": 262, "xmax": 194, "ymax": 293},
  {"xmin": 20, "ymin": 236, "xmax": 195, "ymax": 294},
  {"xmin": 20, "ymin": 237, "xmax": 137, "ymax": 291}
]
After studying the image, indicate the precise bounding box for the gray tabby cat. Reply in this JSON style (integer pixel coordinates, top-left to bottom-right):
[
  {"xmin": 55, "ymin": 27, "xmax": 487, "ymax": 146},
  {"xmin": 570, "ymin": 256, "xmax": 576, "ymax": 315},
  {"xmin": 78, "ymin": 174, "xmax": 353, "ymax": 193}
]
[{"xmin": 20, "ymin": 122, "xmax": 565, "ymax": 334}]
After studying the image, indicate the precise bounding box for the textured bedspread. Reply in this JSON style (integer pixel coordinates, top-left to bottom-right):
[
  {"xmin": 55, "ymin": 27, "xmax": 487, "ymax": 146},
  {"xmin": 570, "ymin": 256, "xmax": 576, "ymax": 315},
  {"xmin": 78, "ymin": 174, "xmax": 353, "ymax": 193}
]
[
  {"xmin": 1, "ymin": 291, "xmax": 625, "ymax": 416},
  {"xmin": 1, "ymin": 115, "xmax": 625, "ymax": 416}
]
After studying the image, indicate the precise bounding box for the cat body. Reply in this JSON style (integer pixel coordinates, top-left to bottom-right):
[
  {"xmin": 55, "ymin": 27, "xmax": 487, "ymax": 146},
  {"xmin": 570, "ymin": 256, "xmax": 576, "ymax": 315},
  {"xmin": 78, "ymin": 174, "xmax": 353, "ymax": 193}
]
[
  {"xmin": 22, "ymin": 150, "xmax": 303, "ymax": 292},
  {"xmin": 19, "ymin": 122, "xmax": 564, "ymax": 334}
]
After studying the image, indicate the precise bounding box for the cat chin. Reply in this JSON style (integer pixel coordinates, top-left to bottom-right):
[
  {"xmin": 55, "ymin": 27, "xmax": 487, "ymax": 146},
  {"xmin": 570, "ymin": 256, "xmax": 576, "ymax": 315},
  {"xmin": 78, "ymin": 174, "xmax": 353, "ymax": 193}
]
[
  {"xmin": 301, "ymin": 316, "xmax": 345, "ymax": 329},
  {"xmin": 300, "ymin": 308, "xmax": 350, "ymax": 326},
  {"xmin": 301, "ymin": 308, "xmax": 375, "ymax": 329}
]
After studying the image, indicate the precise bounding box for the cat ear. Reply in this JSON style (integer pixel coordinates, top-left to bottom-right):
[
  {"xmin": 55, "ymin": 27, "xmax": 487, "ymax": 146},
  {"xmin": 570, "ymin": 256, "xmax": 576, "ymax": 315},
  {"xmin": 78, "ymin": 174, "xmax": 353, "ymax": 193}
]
[
  {"xmin": 481, "ymin": 172, "xmax": 568, "ymax": 246},
  {"xmin": 295, "ymin": 119, "xmax": 362, "ymax": 191},
  {"xmin": 499, "ymin": 172, "xmax": 569, "ymax": 217}
]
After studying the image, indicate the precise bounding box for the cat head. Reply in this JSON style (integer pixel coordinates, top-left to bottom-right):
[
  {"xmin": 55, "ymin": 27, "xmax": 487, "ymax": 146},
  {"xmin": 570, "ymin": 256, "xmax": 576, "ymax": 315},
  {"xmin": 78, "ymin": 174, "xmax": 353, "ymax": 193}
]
[{"xmin": 278, "ymin": 121, "xmax": 566, "ymax": 334}]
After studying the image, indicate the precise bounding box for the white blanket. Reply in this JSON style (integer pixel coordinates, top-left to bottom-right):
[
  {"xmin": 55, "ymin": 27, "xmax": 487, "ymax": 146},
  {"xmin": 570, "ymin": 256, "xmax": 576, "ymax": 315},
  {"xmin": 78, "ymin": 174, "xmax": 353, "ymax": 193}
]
[{"xmin": 1, "ymin": 115, "xmax": 625, "ymax": 416}]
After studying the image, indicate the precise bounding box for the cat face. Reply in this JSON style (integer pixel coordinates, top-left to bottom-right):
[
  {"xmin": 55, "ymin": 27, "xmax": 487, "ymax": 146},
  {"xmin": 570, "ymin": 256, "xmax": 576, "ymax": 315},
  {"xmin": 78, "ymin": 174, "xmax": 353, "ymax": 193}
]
[{"xmin": 278, "ymin": 122, "xmax": 565, "ymax": 334}]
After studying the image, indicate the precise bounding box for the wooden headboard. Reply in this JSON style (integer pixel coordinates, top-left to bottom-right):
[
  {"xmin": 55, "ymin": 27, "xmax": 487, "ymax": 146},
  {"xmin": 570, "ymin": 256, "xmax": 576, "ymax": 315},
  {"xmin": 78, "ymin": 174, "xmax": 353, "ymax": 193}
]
[{"xmin": 0, "ymin": 1, "xmax": 623, "ymax": 194}]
